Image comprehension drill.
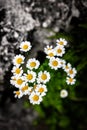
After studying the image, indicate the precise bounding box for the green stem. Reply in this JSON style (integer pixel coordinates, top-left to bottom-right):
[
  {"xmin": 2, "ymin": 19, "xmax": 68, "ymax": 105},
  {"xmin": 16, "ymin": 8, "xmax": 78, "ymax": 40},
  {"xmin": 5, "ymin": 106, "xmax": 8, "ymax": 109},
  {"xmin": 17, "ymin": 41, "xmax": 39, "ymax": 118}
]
[{"xmin": 70, "ymin": 97, "xmax": 87, "ymax": 102}]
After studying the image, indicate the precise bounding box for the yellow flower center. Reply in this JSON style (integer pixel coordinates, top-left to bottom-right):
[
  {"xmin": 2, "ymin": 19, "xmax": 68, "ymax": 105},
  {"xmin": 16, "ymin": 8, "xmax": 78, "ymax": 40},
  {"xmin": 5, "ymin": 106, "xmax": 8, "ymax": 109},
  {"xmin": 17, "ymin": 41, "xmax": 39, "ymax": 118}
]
[
  {"xmin": 17, "ymin": 79, "xmax": 23, "ymax": 85},
  {"xmin": 41, "ymin": 74, "xmax": 47, "ymax": 80},
  {"xmin": 62, "ymin": 92, "xmax": 65, "ymax": 95},
  {"xmin": 48, "ymin": 48, "xmax": 51, "ymax": 50},
  {"xmin": 23, "ymin": 44, "xmax": 28, "ymax": 50},
  {"xmin": 59, "ymin": 41, "xmax": 64, "ymax": 45},
  {"xmin": 52, "ymin": 60, "xmax": 58, "ymax": 66},
  {"xmin": 69, "ymin": 70, "xmax": 73, "ymax": 74},
  {"xmin": 30, "ymin": 88, "xmax": 33, "ymax": 93},
  {"xmin": 27, "ymin": 74, "xmax": 33, "ymax": 80},
  {"xmin": 21, "ymin": 86, "xmax": 28, "ymax": 92},
  {"xmin": 33, "ymin": 95, "xmax": 39, "ymax": 101},
  {"xmin": 65, "ymin": 65, "xmax": 69, "ymax": 69},
  {"xmin": 13, "ymin": 78, "xmax": 16, "ymax": 81},
  {"xmin": 61, "ymin": 62, "xmax": 63, "ymax": 65},
  {"xmin": 48, "ymin": 52, "xmax": 54, "ymax": 57},
  {"xmin": 69, "ymin": 78, "xmax": 73, "ymax": 82},
  {"xmin": 30, "ymin": 62, "xmax": 36, "ymax": 67},
  {"xmin": 15, "ymin": 68, "xmax": 21, "ymax": 74},
  {"xmin": 16, "ymin": 58, "xmax": 23, "ymax": 64},
  {"xmin": 39, "ymin": 87, "xmax": 44, "ymax": 93},
  {"xmin": 57, "ymin": 49, "xmax": 62, "ymax": 53},
  {"xmin": 34, "ymin": 85, "xmax": 37, "ymax": 89},
  {"xmin": 15, "ymin": 91, "xmax": 20, "ymax": 96}
]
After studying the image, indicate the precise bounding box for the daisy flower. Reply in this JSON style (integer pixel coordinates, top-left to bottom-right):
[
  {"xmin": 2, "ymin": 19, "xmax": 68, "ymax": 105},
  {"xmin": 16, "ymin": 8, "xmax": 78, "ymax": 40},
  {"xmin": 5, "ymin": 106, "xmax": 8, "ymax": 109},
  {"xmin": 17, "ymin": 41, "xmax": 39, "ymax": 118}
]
[
  {"xmin": 60, "ymin": 59, "xmax": 66, "ymax": 67},
  {"xmin": 26, "ymin": 58, "xmax": 40, "ymax": 70},
  {"xmin": 20, "ymin": 83, "xmax": 32, "ymax": 95},
  {"xmin": 29, "ymin": 86, "xmax": 34, "ymax": 93},
  {"xmin": 60, "ymin": 89, "xmax": 68, "ymax": 98},
  {"xmin": 20, "ymin": 41, "xmax": 32, "ymax": 52},
  {"xmin": 11, "ymin": 66, "xmax": 23, "ymax": 76},
  {"xmin": 24, "ymin": 70, "xmax": 36, "ymax": 83},
  {"xmin": 46, "ymin": 49, "xmax": 56, "ymax": 59},
  {"xmin": 49, "ymin": 57, "xmax": 61, "ymax": 70},
  {"xmin": 37, "ymin": 71, "xmax": 50, "ymax": 84},
  {"xmin": 35, "ymin": 84, "xmax": 47, "ymax": 96},
  {"xmin": 14, "ymin": 76, "xmax": 25, "ymax": 88},
  {"xmin": 54, "ymin": 45, "xmax": 65, "ymax": 57},
  {"xmin": 56, "ymin": 38, "xmax": 67, "ymax": 46},
  {"xmin": 63, "ymin": 63, "xmax": 72, "ymax": 72},
  {"xmin": 44, "ymin": 45, "xmax": 53, "ymax": 54},
  {"xmin": 14, "ymin": 90, "xmax": 23, "ymax": 98},
  {"xmin": 29, "ymin": 91, "xmax": 43, "ymax": 105},
  {"xmin": 66, "ymin": 77, "xmax": 76, "ymax": 85},
  {"xmin": 13, "ymin": 54, "xmax": 25, "ymax": 67},
  {"xmin": 67, "ymin": 68, "xmax": 77, "ymax": 78},
  {"xmin": 10, "ymin": 75, "xmax": 17, "ymax": 86}
]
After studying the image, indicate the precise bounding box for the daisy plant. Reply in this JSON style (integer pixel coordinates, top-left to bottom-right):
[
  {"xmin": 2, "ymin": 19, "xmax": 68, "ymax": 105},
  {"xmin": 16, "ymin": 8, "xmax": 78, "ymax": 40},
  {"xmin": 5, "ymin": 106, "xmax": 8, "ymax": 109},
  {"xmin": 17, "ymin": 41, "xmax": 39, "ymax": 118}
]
[{"xmin": 10, "ymin": 38, "xmax": 77, "ymax": 105}]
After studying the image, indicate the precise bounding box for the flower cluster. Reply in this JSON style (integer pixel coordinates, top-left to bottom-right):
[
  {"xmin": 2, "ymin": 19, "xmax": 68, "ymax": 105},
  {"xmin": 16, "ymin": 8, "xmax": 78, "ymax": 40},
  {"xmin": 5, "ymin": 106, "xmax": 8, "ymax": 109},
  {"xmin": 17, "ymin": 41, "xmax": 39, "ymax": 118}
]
[
  {"xmin": 44, "ymin": 38, "xmax": 77, "ymax": 98},
  {"xmin": 10, "ymin": 38, "xmax": 77, "ymax": 104},
  {"xmin": 10, "ymin": 41, "xmax": 50, "ymax": 105},
  {"xmin": 44, "ymin": 38, "xmax": 77, "ymax": 85}
]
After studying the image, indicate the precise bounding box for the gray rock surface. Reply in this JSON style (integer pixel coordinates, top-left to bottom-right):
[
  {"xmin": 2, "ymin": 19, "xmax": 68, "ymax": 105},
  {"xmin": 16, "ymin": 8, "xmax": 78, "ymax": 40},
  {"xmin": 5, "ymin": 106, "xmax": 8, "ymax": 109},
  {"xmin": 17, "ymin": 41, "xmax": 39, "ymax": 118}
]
[{"xmin": 0, "ymin": 100, "xmax": 38, "ymax": 130}]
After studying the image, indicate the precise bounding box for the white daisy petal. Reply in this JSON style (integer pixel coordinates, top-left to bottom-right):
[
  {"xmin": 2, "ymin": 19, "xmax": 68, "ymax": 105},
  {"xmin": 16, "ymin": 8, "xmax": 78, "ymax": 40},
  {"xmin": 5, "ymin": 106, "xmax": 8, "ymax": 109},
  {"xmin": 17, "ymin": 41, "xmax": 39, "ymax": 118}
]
[
  {"xmin": 67, "ymin": 68, "xmax": 77, "ymax": 78},
  {"xmin": 29, "ymin": 91, "xmax": 43, "ymax": 105},
  {"xmin": 14, "ymin": 76, "xmax": 25, "ymax": 88},
  {"xmin": 56, "ymin": 38, "xmax": 67, "ymax": 46},
  {"xmin": 24, "ymin": 70, "xmax": 36, "ymax": 83},
  {"xmin": 13, "ymin": 54, "xmax": 25, "ymax": 67},
  {"xmin": 44, "ymin": 45, "xmax": 53, "ymax": 54},
  {"xmin": 26, "ymin": 58, "xmax": 40, "ymax": 70},
  {"xmin": 60, "ymin": 89, "xmax": 68, "ymax": 98},
  {"xmin": 20, "ymin": 41, "xmax": 32, "ymax": 52},
  {"xmin": 66, "ymin": 77, "xmax": 76, "ymax": 85},
  {"xmin": 11, "ymin": 66, "xmax": 23, "ymax": 76},
  {"xmin": 35, "ymin": 84, "xmax": 47, "ymax": 96},
  {"xmin": 49, "ymin": 57, "xmax": 61, "ymax": 70},
  {"xmin": 63, "ymin": 63, "xmax": 72, "ymax": 72},
  {"xmin": 54, "ymin": 45, "xmax": 65, "ymax": 57},
  {"xmin": 10, "ymin": 75, "xmax": 17, "ymax": 86},
  {"xmin": 60, "ymin": 59, "xmax": 66, "ymax": 68},
  {"xmin": 14, "ymin": 90, "xmax": 23, "ymax": 98},
  {"xmin": 20, "ymin": 83, "xmax": 32, "ymax": 95},
  {"xmin": 46, "ymin": 49, "xmax": 56, "ymax": 59},
  {"xmin": 37, "ymin": 71, "xmax": 50, "ymax": 84}
]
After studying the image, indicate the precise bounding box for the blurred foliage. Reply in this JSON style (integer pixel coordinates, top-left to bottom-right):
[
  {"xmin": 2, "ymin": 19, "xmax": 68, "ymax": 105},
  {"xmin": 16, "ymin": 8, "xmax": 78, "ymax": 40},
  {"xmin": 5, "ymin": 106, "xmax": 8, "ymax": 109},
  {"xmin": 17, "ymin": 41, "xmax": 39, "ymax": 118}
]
[{"xmin": 24, "ymin": 23, "xmax": 87, "ymax": 130}]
